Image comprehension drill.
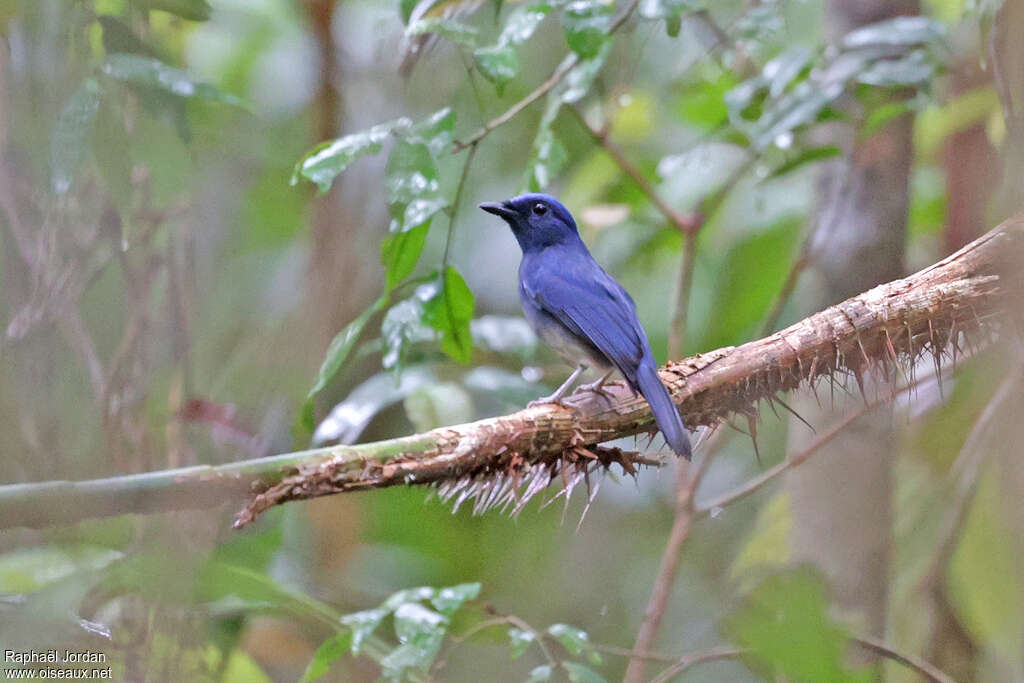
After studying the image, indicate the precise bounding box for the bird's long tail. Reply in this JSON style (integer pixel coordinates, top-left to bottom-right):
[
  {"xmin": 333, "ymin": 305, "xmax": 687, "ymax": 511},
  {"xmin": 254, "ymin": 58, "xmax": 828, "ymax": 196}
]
[{"xmin": 634, "ymin": 361, "xmax": 691, "ymax": 460}]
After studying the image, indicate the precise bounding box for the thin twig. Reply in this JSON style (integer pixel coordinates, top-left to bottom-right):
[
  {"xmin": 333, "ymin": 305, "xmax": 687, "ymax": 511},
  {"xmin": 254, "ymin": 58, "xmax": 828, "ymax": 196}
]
[
  {"xmin": 645, "ymin": 636, "xmax": 955, "ymax": 683},
  {"xmin": 442, "ymin": 142, "xmax": 479, "ymax": 268},
  {"xmin": 450, "ymin": 0, "xmax": 640, "ymax": 152},
  {"xmin": 622, "ymin": 440, "xmax": 718, "ymax": 683},
  {"xmin": 648, "ymin": 646, "xmax": 745, "ymax": 683},
  {"xmin": 851, "ymin": 636, "xmax": 957, "ymax": 683}
]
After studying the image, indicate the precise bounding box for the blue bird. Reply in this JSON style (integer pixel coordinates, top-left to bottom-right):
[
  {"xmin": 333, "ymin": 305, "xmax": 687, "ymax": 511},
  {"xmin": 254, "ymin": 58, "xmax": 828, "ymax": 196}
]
[{"xmin": 479, "ymin": 193, "xmax": 691, "ymax": 459}]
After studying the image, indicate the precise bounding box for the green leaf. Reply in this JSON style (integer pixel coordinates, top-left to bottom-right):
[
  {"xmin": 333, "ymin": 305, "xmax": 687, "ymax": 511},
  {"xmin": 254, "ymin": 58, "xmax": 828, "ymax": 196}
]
[
  {"xmin": 312, "ymin": 366, "xmax": 440, "ymax": 445},
  {"xmin": 381, "ymin": 292, "xmax": 433, "ymax": 371},
  {"xmin": 547, "ymin": 624, "xmax": 601, "ymax": 665},
  {"xmin": 430, "ymin": 582, "xmax": 481, "ymax": 616},
  {"xmin": 525, "ymin": 664, "xmax": 553, "ymax": 682},
  {"xmin": 134, "ymin": 0, "xmax": 212, "ymax": 20},
  {"xmin": 638, "ymin": 0, "xmax": 701, "ymax": 36},
  {"xmin": 473, "ymin": 45, "xmax": 519, "ymax": 91},
  {"xmin": 855, "ymin": 49, "xmax": 934, "ymax": 87},
  {"xmin": 423, "ymin": 266, "xmax": 475, "ymax": 364},
  {"xmin": 677, "ymin": 72, "xmax": 737, "ymax": 130},
  {"xmin": 523, "ymin": 125, "xmax": 568, "ymax": 192},
  {"xmin": 382, "ymin": 222, "xmax": 431, "ymax": 290},
  {"xmin": 385, "ymin": 140, "xmax": 443, "ymax": 225},
  {"xmin": 472, "ymin": 3, "xmax": 552, "ymax": 92},
  {"xmin": 841, "ymin": 16, "xmax": 946, "ymax": 49},
  {"xmin": 561, "ymin": 661, "xmax": 606, "ymax": 683},
  {"xmin": 300, "ymin": 631, "xmax": 353, "ymax": 683},
  {"xmin": 557, "ymin": 42, "xmax": 610, "ymax": 103},
  {"xmin": 0, "ymin": 545, "xmax": 121, "ymax": 593},
  {"xmin": 380, "ymin": 602, "xmax": 447, "ymax": 678},
  {"xmin": 292, "ymin": 117, "xmax": 411, "ymax": 193},
  {"xmin": 51, "ymin": 79, "xmax": 102, "ymax": 195},
  {"xmin": 340, "ymin": 608, "xmax": 390, "ymax": 655},
  {"xmin": 406, "ymin": 16, "xmax": 479, "ymax": 48},
  {"xmin": 508, "ymin": 628, "xmax": 536, "ymax": 659},
  {"xmin": 562, "ymin": 0, "xmax": 613, "ymax": 59},
  {"xmin": 723, "ymin": 567, "xmax": 872, "ymax": 683},
  {"xmin": 302, "ymin": 295, "xmax": 390, "ymax": 430},
  {"xmin": 101, "ymin": 54, "xmax": 246, "ymax": 107},
  {"xmin": 500, "ymin": 3, "xmax": 553, "ymax": 45},
  {"xmin": 407, "ymin": 107, "xmax": 456, "ymax": 157}
]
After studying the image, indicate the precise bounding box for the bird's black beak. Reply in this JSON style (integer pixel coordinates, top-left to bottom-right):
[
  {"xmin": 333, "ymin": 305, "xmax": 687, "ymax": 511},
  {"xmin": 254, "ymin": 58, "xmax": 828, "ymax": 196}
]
[{"xmin": 478, "ymin": 201, "xmax": 516, "ymax": 220}]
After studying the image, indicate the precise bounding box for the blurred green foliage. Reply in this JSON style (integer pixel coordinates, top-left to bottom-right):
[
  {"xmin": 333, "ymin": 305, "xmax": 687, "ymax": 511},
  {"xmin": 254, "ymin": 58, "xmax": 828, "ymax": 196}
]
[{"xmin": 0, "ymin": 0, "xmax": 1018, "ymax": 681}]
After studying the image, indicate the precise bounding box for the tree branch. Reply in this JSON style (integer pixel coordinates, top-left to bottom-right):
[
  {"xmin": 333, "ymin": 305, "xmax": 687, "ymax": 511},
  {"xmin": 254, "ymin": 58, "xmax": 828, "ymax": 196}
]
[{"xmin": 0, "ymin": 214, "xmax": 1020, "ymax": 531}]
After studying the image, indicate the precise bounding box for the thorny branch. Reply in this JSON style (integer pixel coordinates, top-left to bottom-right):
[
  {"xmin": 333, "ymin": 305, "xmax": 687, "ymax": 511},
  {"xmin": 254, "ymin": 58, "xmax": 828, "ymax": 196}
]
[
  {"xmin": 0, "ymin": 213, "xmax": 1020, "ymax": 531},
  {"xmin": 229, "ymin": 213, "xmax": 1023, "ymax": 527}
]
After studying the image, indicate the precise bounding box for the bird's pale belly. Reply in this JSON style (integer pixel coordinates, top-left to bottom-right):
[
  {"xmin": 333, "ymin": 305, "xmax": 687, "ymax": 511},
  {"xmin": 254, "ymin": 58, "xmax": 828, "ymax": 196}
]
[{"xmin": 523, "ymin": 301, "xmax": 612, "ymax": 372}]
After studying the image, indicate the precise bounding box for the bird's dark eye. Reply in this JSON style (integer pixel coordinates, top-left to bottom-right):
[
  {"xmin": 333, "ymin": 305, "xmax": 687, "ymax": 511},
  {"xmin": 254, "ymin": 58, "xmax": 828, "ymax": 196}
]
[{"xmin": 532, "ymin": 203, "xmax": 548, "ymax": 215}]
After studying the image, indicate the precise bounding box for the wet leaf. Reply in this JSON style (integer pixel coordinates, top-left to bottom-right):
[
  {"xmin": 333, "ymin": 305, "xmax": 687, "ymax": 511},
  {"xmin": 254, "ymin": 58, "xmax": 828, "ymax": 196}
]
[
  {"xmin": 379, "ymin": 603, "xmax": 448, "ymax": 678},
  {"xmin": 562, "ymin": 0, "xmax": 613, "ymax": 59},
  {"xmin": 406, "ymin": 16, "xmax": 479, "ymax": 48},
  {"xmin": 300, "ymin": 631, "xmax": 353, "ymax": 683},
  {"xmin": 548, "ymin": 624, "xmax": 601, "ymax": 665},
  {"xmin": 423, "ymin": 267, "xmax": 475, "ymax": 363},
  {"xmin": 292, "ymin": 117, "xmax": 411, "ymax": 193},
  {"xmin": 508, "ymin": 628, "xmax": 536, "ymax": 658},
  {"xmin": 500, "ymin": 3, "xmax": 553, "ymax": 44},
  {"xmin": 51, "ymin": 79, "xmax": 102, "ymax": 195},
  {"xmin": 101, "ymin": 54, "xmax": 246, "ymax": 107},
  {"xmin": 638, "ymin": 0, "xmax": 701, "ymax": 37},
  {"xmin": 404, "ymin": 382, "xmax": 475, "ymax": 431},
  {"xmin": 312, "ymin": 366, "xmax": 439, "ymax": 445},
  {"xmin": 385, "ymin": 140, "xmax": 443, "ymax": 227},
  {"xmin": 473, "ymin": 3, "xmax": 552, "ymax": 91},
  {"xmin": 0, "ymin": 545, "xmax": 121, "ymax": 593},
  {"xmin": 842, "ymin": 16, "xmax": 945, "ymax": 50},
  {"xmin": 856, "ymin": 49, "xmax": 934, "ymax": 87},
  {"xmin": 407, "ymin": 107, "xmax": 456, "ymax": 157},
  {"xmin": 525, "ymin": 664, "xmax": 554, "ymax": 682},
  {"xmin": 430, "ymin": 582, "xmax": 481, "ymax": 616},
  {"xmin": 302, "ymin": 295, "xmax": 390, "ymax": 431},
  {"xmin": 473, "ymin": 45, "xmax": 519, "ymax": 91},
  {"xmin": 340, "ymin": 608, "xmax": 390, "ymax": 655},
  {"xmin": 381, "ymin": 286, "xmax": 437, "ymax": 371}
]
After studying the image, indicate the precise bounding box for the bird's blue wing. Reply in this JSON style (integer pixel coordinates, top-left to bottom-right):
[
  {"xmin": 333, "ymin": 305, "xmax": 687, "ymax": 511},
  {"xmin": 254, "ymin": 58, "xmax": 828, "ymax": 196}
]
[{"xmin": 522, "ymin": 252, "xmax": 649, "ymax": 390}]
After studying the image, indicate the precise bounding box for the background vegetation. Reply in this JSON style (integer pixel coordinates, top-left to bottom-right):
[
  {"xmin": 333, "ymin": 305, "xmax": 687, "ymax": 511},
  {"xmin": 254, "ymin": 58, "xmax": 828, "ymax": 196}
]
[{"xmin": 0, "ymin": 0, "xmax": 1021, "ymax": 681}]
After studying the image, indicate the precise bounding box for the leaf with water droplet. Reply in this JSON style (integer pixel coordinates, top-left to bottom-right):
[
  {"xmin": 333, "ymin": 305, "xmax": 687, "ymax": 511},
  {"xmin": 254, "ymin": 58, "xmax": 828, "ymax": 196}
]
[{"xmin": 51, "ymin": 79, "xmax": 102, "ymax": 195}]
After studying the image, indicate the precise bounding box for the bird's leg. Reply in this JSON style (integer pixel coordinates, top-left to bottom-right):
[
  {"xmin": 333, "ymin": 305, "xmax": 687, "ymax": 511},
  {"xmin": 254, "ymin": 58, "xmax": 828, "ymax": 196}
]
[
  {"xmin": 577, "ymin": 369, "xmax": 615, "ymax": 400},
  {"xmin": 528, "ymin": 365, "xmax": 585, "ymax": 408}
]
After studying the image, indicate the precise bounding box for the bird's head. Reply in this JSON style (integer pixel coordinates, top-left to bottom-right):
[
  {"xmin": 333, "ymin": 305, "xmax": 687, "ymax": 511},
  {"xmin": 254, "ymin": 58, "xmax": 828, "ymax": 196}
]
[{"xmin": 479, "ymin": 193, "xmax": 579, "ymax": 252}]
